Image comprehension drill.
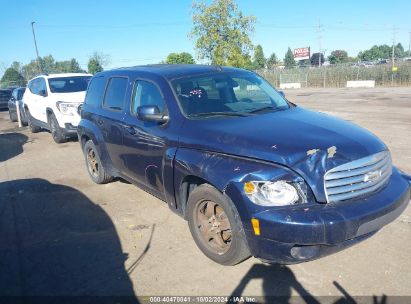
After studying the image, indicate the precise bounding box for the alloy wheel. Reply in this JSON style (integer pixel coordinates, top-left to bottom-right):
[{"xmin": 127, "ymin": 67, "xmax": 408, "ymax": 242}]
[
  {"xmin": 86, "ymin": 148, "xmax": 99, "ymax": 178},
  {"xmin": 194, "ymin": 200, "xmax": 232, "ymax": 254}
]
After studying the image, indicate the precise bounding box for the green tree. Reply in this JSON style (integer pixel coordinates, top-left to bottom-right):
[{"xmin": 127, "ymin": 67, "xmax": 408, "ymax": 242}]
[
  {"xmin": 358, "ymin": 44, "xmax": 406, "ymax": 61},
  {"xmin": 87, "ymin": 52, "xmax": 109, "ymax": 75},
  {"xmin": 310, "ymin": 52, "xmax": 325, "ymax": 66},
  {"xmin": 253, "ymin": 45, "xmax": 266, "ymax": 69},
  {"xmin": 190, "ymin": 0, "xmax": 256, "ymax": 68},
  {"xmin": 266, "ymin": 53, "xmax": 278, "ymax": 67},
  {"xmin": 21, "ymin": 59, "xmax": 40, "ymax": 80},
  {"xmin": 284, "ymin": 48, "xmax": 295, "ymax": 68},
  {"xmin": 87, "ymin": 58, "xmax": 103, "ymax": 75},
  {"xmin": 0, "ymin": 67, "xmax": 26, "ymax": 87},
  {"xmin": 10, "ymin": 61, "xmax": 23, "ymax": 74},
  {"xmin": 328, "ymin": 50, "xmax": 348, "ymax": 64},
  {"xmin": 39, "ymin": 55, "xmax": 57, "ymax": 73},
  {"xmin": 166, "ymin": 52, "xmax": 195, "ymax": 64}
]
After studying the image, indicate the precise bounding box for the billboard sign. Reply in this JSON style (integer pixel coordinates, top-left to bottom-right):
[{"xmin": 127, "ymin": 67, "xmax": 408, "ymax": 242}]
[{"xmin": 294, "ymin": 47, "xmax": 310, "ymax": 61}]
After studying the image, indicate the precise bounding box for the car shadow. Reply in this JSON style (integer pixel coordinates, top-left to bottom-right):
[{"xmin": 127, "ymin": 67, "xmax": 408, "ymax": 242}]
[
  {"xmin": 229, "ymin": 264, "xmax": 390, "ymax": 304},
  {"xmin": 0, "ymin": 178, "xmax": 139, "ymax": 301},
  {"xmin": 0, "ymin": 133, "xmax": 28, "ymax": 162}
]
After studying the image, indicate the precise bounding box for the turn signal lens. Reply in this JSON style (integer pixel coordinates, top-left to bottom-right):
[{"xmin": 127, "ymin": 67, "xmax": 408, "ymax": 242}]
[
  {"xmin": 244, "ymin": 182, "xmax": 256, "ymax": 194},
  {"xmin": 251, "ymin": 218, "xmax": 260, "ymax": 236}
]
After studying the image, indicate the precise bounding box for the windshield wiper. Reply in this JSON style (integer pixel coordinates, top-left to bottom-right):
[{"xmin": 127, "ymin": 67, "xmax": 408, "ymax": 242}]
[
  {"xmin": 188, "ymin": 112, "xmax": 251, "ymax": 118},
  {"xmin": 248, "ymin": 106, "xmax": 287, "ymax": 114}
]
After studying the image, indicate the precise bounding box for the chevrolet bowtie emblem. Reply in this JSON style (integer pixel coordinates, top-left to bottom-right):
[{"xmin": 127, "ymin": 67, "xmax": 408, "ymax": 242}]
[{"xmin": 364, "ymin": 170, "xmax": 382, "ymax": 182}]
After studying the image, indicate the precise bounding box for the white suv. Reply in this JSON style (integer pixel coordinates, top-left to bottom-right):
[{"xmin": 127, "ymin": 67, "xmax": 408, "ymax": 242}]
[{"xmin": 23, "ymin": 73, "xmax": 92, "ymax": 143}]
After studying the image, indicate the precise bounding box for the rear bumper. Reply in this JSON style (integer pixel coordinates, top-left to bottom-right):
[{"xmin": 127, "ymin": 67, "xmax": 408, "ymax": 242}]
[{"xmin": 242, "ymin": 168, "xmax": 411, "ymax": 264}]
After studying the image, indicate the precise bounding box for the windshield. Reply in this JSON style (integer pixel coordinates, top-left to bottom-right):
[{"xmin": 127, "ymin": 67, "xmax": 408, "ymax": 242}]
[
  {"xmin": 48, "ymin": 76, "xmax": 91, "ymax": 93},
  {"xmin": 171, "ymin": 72, "xmax": 289, "ymax": 117}
]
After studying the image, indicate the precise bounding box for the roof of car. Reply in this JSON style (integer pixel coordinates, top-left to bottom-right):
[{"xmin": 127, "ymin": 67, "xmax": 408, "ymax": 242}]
[
  {"xmin": 30, "ymin": 73, "xmax": 92, "ymax": 80},
  {"xmin": 106, "ymin": 64, "xmax": 251, "ymax": 80}
]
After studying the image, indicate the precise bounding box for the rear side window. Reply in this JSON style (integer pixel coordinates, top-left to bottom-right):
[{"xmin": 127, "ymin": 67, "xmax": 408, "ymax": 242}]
[
  {"xmin": 84, "ymin": 76, "xmax": 105, "ymax": 107},
  {"xmin": 103, "ymin": 77, "xmax": 128, "ymax": 111},
  {"xmin": 131, "ymin": 80, "xmax": 166, "ymax": 114},
  {"xmin": 17, "ymin": 88, "xmax": 26, "ymax": 100}
]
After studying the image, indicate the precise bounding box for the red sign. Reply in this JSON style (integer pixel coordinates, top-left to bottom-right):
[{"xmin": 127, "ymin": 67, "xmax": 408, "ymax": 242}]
[{"xmin": 293, "ymin": 47, "xmax": 310, "ymax": 61}]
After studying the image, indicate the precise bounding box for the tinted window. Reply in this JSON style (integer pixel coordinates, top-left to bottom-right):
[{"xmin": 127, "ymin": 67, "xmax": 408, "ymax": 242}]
[
  {"xmin": 103, "ymin": 77, "xmax": 128, "ymax": 111},
  {"xmin": 131, "ymin": 80, "xmax": 166, "ymax": 114},
  {"xmin": 29, "ymin": 79, "xmax": 41, "ymax": 95},
  {"xmin": 38, "ymin": 78, "xmax": 47, "ymax": 94},
  {"xmin": 17, "ymin": 88, "xmax": 26, "ymax": 100},
  {"xmin": 84, "ymin": 77, "xmax": 105, "ymax": 107},
  {"xmin": 48, "ymin": 76, "xmax": 91, "ymax": 93}
]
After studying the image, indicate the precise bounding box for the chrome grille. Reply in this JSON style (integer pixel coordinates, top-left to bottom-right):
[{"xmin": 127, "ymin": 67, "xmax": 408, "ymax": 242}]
[{"xmin": 324, "ymin": 151, "xmax": 392, "ymax": 203}]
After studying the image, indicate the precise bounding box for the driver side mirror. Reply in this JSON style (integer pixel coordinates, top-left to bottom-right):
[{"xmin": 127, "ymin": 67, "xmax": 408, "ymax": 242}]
[
  {"xmin": 279, "ymin": 91, "xmax": 285, "ymax": 98},
  {"xmin": 39, "ymin": 89, "xmax": 47, "ymax": 97},
  {"xmin": 137, "ymin": 105, "xmax": 169, "ymax": 123}
]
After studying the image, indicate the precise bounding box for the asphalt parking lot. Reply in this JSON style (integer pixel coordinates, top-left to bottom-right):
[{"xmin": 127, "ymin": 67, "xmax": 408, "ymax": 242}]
[{"xmin": 0, "ymin": 87, "xmax": 410, "ymax": 300}]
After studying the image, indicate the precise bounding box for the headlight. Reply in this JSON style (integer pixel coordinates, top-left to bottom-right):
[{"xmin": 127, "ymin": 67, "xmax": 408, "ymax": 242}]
[
  {"xmin": 56, "ymin": 101, "xmax": 81, "ymax": 116},
  {"xmin": 244, "ymin": 180, "xmax": 306, "ymax": 206}
]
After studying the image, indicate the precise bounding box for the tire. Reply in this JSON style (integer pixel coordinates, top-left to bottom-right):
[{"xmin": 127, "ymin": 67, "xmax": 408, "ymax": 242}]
[
  {"xmin": 83, "ymin": 140, "xmax": 113, "ymax": 184},
  {"xmin": 26, "ymin": 108, "xmax": 41, "ymax": 133},
  {"xmin": 187, "ymin": 184, "xmax": 251, "ymax": 265},
  {"xmin": 9, "ymin": 110, "xmax": 17, "ymax": 122},
  {"xmin": 48, "ymin": 113, "xmax": 67, "ymax": 143}
]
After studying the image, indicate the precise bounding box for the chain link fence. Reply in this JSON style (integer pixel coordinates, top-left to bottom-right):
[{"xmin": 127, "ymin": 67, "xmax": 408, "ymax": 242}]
[{"xmin": 258, "ymin": 61, "xmax": 411, "ymax": 88}]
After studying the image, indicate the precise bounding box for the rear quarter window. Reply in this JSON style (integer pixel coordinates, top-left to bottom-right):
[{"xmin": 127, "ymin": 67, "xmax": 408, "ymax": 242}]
[
  {"xmin": 84, "ymin": 76, "xmax": 106, "ymax": 107},
  {"xmin": 103, "ymin": 77, "xmax": 128, "ymax": 111}
]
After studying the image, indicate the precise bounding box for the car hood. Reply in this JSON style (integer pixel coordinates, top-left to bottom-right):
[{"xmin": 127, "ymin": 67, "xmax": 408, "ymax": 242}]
[
  {"xmin": 179, "ymin": 107, "xmax": 387, "ymax": 202},
  {"xmin": 51, "ymin": 91, "xmax": 86, "ymax": 103}
]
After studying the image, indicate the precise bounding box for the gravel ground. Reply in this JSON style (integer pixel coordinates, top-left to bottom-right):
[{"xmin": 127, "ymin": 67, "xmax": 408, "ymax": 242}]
[{"xmin": 0, "ymin": 87, "xmax": 410, "ymax": 301}]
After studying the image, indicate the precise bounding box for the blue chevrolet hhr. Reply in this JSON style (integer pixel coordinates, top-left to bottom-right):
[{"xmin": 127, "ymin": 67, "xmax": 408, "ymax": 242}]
[{"xmin": 77, "ymin": 64, "xmax": 411, "ymax": 265}]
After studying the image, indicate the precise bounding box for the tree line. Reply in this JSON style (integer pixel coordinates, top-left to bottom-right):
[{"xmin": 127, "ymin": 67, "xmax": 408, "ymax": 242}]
[
  {"xmin": 0, "ymin": 52, "xmax": 107, "ymax": 88},
  {"xmin": 2, "ymin": 0, "xmax": 409, "ymax": 88}
]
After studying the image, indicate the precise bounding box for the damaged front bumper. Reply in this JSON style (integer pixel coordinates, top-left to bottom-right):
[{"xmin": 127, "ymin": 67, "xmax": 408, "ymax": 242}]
[{"xmin": 233, "ymin": 168, "xmax": 411, "ymax": 264}]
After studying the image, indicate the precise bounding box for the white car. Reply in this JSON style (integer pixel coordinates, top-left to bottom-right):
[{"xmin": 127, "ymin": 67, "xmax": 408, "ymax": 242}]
[{"xmin": 23, "ymin": 73, "xmax": 92, "ymax": 143}]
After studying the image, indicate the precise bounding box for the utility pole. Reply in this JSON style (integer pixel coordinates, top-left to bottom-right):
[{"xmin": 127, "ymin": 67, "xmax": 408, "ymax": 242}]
[
  {"xmin": 408, "ymin": 31, "xmax": 411, "ymax": 57},
  {"xmin": 391, "ymin": 25, "xmax": 396, "ymax": 86},
  {"xmin": 31, "ymin": 21, "xmax": 42, "ymax": 73},
  {"xmin": 316, "ymin": 20, "xmax": 324, "ymax": 67}
]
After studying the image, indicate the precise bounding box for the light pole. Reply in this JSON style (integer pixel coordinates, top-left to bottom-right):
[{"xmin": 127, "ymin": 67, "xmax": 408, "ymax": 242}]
[
  {"xmin": 408, "ymin": 31, "xmax": 411, "ymax": 57},
  {"xmin": 31, "ymin": 21, "xmax": 42, "ymax": 73}
]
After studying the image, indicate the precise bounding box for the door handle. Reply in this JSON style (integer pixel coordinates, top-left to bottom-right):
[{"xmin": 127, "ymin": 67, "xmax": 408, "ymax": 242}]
[{"xmin": 125, "ymin": 125, "xmax": 137, "ymax": 136}]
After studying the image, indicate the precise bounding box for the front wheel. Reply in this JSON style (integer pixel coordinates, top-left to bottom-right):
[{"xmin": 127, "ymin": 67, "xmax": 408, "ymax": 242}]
[
  {"xmin": 187, "ymin": 184, "xmax": 251, "ymax": 265},
  {"xmin": 49, "ymin": 113, "xmax": 67, "ymax": 143}
]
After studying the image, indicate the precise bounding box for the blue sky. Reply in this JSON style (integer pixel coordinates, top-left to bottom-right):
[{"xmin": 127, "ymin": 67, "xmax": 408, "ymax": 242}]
[{"xmin": 1, "ymin": 0, "xmax": 410, "ymax": 73}]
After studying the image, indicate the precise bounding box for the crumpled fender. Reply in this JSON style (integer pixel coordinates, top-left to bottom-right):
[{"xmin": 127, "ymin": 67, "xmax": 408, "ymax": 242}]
[{"xmin": 173, "ymin": 147, "xmax": 310, "ymax": 222}]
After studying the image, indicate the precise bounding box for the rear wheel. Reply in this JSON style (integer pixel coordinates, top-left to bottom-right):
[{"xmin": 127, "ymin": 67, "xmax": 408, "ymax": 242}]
[
  {"xmin": 83, "ymin": 140, "xmax": 113, "ymax": 184},
  {"xmin": 9, "ymin": 110, "xmax": 17, "ymax": 122},
  {"xmin": 49, "ymin": 113, "xmax": 67, "ymax": 143},
  {"xmin": 26, "ymin": 108, "xmax": 41, "ymax": 133},
  {"xmin": 187, "ymin": 184, "xmax": 250, "ymax": 265}
]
